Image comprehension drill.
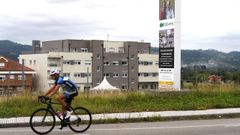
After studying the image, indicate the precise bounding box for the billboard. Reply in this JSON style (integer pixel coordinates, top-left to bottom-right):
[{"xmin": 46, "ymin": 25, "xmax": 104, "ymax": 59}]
[{"xmin": 159, "ymin": 0, "xmax": 180, "ymax": 90}]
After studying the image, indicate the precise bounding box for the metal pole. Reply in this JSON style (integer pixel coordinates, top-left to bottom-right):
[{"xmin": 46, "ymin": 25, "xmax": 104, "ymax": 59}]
[
  {"xmin": 8, "ymin": 71, "xmax": 10, "ymax": 95},
  {"xmin": 61, "ymin": 56, "xmax": 63, "ymax": 76},
  {"xmin": 87, "ymin": 67, "xmax": 89, "ymax": 97},
  {"xmin": 128, "ymin": 45, "xmax": 130, "ymax": 90},
  {"xmin": 102, "ymin": 44, "xmax": 104, "ymax": 81},
  {"xmin": 7, "ymin": 71, "xmax": 10, "ymax": 103},
  {"xmin": 22, "ymin": 59, "xmax": 25, "ymax": 91}
]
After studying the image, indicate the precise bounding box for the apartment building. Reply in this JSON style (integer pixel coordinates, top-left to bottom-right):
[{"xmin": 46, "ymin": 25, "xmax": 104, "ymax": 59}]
[
  {"xmin": 20, "ymin": 39, "xmax": 158, "ymax": 92},
  {"xmin": 0, "ymin": 56, "xmax": 35, "ymax": 95},
  {"xmin": 19, "ymin": 52, "xmax": 92, "ymax": 92}
]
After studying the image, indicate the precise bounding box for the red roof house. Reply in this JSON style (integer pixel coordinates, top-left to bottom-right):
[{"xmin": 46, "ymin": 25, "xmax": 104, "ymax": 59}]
[{"xmin": 0, "ymin": 56, "xmax": 35, "ymax": 95}]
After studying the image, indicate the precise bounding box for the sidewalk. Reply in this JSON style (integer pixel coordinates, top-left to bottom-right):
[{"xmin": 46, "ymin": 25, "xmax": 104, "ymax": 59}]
[{"xmin": 1, "ymin": 108, "xmax": 240, "ymax": 127}]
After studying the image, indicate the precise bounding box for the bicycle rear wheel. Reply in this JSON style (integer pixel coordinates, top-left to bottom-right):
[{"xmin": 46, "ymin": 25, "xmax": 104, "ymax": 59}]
[
  {"xmin": 30, "ymin": 108, "xmax": 56, "ymax": 135},
  {"xmin": 68, "ymin": 107, "xmax": 92, "ymax": 133}
]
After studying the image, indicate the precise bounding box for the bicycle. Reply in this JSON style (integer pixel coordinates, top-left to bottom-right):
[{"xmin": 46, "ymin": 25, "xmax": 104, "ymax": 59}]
[{"xmin": 29, "ymin": 96, "xmax": 92, "ymax": 134}]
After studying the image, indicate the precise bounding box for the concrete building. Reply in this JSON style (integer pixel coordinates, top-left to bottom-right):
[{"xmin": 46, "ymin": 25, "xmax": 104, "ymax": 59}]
[
  {"xmin": 0, "ymin": 56, "xmax": 35, "ymax": 95},
  {"xmin": 20, "ymin": 39, "xmax": 158, "ymax": 92}
]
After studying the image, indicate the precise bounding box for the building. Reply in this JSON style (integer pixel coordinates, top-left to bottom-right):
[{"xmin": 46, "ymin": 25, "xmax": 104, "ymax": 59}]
[
  {"xmin": 20, "ymin": 39, "xmax": 158, "ymax": 92},
  {"xmin": 0, "ymin": 56, "xmax": 35, "ymax": 95}
]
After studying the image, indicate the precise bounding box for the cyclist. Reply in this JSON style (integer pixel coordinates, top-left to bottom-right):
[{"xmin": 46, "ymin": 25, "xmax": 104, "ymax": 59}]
[{"xmin": 41, "ymin": 69, "xmax": 78, "ymax": 119}]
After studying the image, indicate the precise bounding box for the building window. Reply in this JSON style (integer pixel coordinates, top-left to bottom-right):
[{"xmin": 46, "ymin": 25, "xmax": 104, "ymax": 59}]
[
  {"xmin": 119, "ymin": 47, "xmax": 124, "ymax": 53},
  {"xmin": 18, "ymin": 75, "xmax": 26, "ymax": 80},
  {"xmin": 10, "ymin": 75, "xmax": 15, "ymax": 80},
  {"xmin": 97, "ymin": 79, "xmax": 101, "ymax": 85},
  {"xmin": 113, "ymin": 61, "xmax": 119, "ymax": 66},
  {"xmin": 74, "ymin": 73, "xmax": 81, "ymax": 78},
  {"xmin": 104, "ymin": 73, "xmax": 110, "ymax": 78},
  {"xmin": 109, "ymin": 47, "xmax": 115, "ymax": 53},
  {"xmin": 0, "ymin": 63, "xmax": 5, "ymax": 68},
  {"xmin": 130, "ymin": 55, "xmax": 134, "ymax": 59},
  {"xmin": 33, "ymin": 60, "xmax": 36, "ymax": 65},
  {"xmin": 70, "ymin": 48, "xmax": 77, "ymax": 52},
  {"xmin": 63, "ymin": 73, "xmax": 70, "ymax": 77},
  {"xmin": 30, "ymin": 60, "xmax": 32, "ymax": 65},
  {"xmin": 0, "ymin": 75, "xmax": 6, "ymax": 81},
  {"xmin": 122, "ymin": 73, "xmax": 128, "ymax": 78},
  {"xmin": 104, "ymin": 61, "xmax": 110, "ymax": 66},
  {"xmin": 121, "ymin": 60, "xmax": 128, "ymax": 66},
  {"xmin": 152, "ymin": 73, "xmax": 158, "ymax": 77},
  {"xmin": 63, "ymin": 60, "xmax": 70, "ymax": 65},
  {"xmin": 74, "ymin": 60, "xmax": 81, "ymax": 65},
  {"xmin": 97, "ymin": 54, "xmax": 101, "ymax": 59},
  {"xmin": 85, "ymin": 60, "xmax": 91, "ymax": 65},
  {"xmin": 48, "ymin": 63, "xmax": 58, "ymax": 67},
  {"xmin": 81, "ymin": 48, "xmax": 88, "ymax": 52},
  {"xmin": 80, "ymin": 73, "xmax": 90, "ymax": 78},
  {"xmin": 122, "ymin": 85, "xmax": 127, "ymax": 89},
  {"xmin": 0, "ymin": 87, "xmax": 4, "ymax": 95},
  {"xmin": 151, "ymin": 84, "xmax": 156, "ymax": 89},
  {"xmin": 17, "ymin": 87, "xmax": 23, "ymax": 92},
  {"xmin": 113, "ymin": 73, "xmax": 119, "ymax": 78},
  {"xmin": 97, "ymin": 66, "xmax": 100, "ymax": 71},
  {"xmin": 139, "ymin": 61, "xmax": 153, "ymax": 66}
]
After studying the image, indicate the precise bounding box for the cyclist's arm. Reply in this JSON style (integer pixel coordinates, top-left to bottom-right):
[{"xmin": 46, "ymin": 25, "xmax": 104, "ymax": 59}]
[
  {"xmin": 44, "ymin": 85, "xmax": 55, "ymax": 97},
  {"xmin": 46, "ymin": 85, "xmax": 61, "ymax": 97}
]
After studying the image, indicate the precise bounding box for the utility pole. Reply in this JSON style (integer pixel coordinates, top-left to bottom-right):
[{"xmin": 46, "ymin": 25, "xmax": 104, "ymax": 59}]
[
  {"xmin": 7, "ymin": 71, "xmax": 10, "ymax": 103},
  {"xmin": 102, "ymin": 44, "xmax": 104, "ymax": 81},
  {"xmin": 87, "ymin": 67, "xmax": 89, "ymax": 98},
  {"xmin": 22, "ymin": 59, "xmax": 25, "ymax": 91},
  {"xmin": 61, "ymin": 56, "xmax": 63, "ymax": 76}
]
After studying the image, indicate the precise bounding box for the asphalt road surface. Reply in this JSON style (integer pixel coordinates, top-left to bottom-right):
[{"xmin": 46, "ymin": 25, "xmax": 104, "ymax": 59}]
[{"xmin": 1, "ymin": 118, "xmax": 240, "ymax": 135}]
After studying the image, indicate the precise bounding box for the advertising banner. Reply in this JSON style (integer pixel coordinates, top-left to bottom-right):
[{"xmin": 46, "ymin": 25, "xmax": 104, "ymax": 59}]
[{"xmin": 159, "ymin": 0, "xmax": 176, "ymax": 90}]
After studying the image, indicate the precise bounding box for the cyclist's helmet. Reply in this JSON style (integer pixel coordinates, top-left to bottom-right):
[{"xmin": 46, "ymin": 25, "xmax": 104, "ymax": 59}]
[{"xmin": 50, "ymin": 69, "xmax": 60, "ymax": 76}]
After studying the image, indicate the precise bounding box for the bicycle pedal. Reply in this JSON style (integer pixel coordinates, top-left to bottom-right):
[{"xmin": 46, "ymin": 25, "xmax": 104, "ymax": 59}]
[
  {"xmin": 65, "ymin": 118, "xmax": 70, "ymax": 123},
  {"xmin": 59, "ymin": 124, "xmax": 67, "ymax": 130}
]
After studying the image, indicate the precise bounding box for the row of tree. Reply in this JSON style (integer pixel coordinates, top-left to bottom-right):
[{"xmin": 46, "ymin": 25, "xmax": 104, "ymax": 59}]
[{"xmin": 181, "ymin": 67, "xmax": 240, "ymax": 84}]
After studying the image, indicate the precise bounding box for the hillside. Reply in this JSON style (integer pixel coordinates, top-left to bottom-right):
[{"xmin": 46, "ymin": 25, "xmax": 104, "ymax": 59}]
[
  {"xmin": 0, "ymin": 40, "xmax": 32, "ymax": 60},
  {"xmin": 151, "ymin": 47, "xmax": 240, "ymax": 70},
  {"xmin": 0, "ymin": 41, "xmax": 239, "ymax": 70}
]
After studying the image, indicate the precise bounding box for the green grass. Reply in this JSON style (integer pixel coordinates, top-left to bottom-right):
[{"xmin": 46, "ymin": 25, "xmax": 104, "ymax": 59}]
[{"xmin": 1, "ymin": 88, "xmax": 240, "ymax": 118}]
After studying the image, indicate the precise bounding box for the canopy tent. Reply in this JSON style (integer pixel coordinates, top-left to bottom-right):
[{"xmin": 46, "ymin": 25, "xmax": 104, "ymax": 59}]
[{"xmin": 90, "ymin": 77, "xmax": 120, "ymax": 91}]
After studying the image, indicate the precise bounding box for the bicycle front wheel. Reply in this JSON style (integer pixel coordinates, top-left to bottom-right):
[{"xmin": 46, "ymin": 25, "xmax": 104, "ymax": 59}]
[
  {"xmin": 29, "ymin": 108, "xmax": 56, "ymax": 135},
  {"xmin": 68, "ymin": 107, "xmax": 92, "ymax": 133}
]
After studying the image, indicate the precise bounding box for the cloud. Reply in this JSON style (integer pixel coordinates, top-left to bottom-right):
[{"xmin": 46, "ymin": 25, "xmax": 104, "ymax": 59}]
[
  {"xmin": 46, "ymin": 0, "xmax": 83, "ymax": 4},
  {"xmin": 0, "ymin": 0, "xmax": 240, "ymax": 53},
  {"xmin": 182, "ymin": 32, "xmax": 240, "ymax": 52},
  {"xmin": 0, "ymin": 0, "xmax": 158, "ymax": 45}
]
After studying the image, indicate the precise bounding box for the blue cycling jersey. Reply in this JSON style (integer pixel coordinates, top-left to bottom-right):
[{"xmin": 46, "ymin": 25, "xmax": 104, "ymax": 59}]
[{"xmin": 55, "ymin": 76, "xmax": 77, "ymax": 91}]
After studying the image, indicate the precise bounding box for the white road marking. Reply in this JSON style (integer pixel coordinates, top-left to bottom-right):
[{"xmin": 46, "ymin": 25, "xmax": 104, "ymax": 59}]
[
  {"xmin": 90, "ymin": 124, "xmax": 240, "ymax": 131},
  {"xmin": 0, "ymin": 123, "xmax": 240, "ymax": 133}
]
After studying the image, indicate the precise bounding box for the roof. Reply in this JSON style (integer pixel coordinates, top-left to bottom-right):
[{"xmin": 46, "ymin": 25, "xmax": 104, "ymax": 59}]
[
  {"xmin": 0, "ymin": 56, "xmax": 34, "ymax": 71},
  {"xmin": 90, "ymin": 77, "xmax": 120, "ymax": 91}
]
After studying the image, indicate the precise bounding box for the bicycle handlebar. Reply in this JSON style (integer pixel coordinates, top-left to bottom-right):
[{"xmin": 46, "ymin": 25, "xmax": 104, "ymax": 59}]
[{"xmin": 38, "ymin": 96, "xmax": 51, "ymax": 104}]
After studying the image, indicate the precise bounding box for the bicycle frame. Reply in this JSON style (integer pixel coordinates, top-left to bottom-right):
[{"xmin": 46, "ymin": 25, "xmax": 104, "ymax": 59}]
[
  {"xmin": 31, "ymin": 97, "xmax": 92, "ymax": 134},
  {"xmin": 40, "ymin": 98, "xmax": 73, "ymax": 122}
]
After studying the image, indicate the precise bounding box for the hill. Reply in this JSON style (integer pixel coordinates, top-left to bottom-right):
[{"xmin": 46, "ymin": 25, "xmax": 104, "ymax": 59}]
[
  {"xmin": 0, "ymin": 40, "xmax": 32, "ymax": 61},
  {"xmin": 151, "ymin": 47, "xmax": 240, "ymax": 70},
  {"xmin": 0, "ymin": 42, "xmax": 239, "ymax": 70}
]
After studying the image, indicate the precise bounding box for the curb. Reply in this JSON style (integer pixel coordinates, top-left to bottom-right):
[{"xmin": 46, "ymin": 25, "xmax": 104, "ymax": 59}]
[{"xmin": 1, "ymin": 108, "xmax": 240, "ymax": 128}]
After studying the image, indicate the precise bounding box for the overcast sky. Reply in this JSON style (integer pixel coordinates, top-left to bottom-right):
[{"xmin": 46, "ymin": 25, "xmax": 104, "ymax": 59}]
[{"xmin": 0, "ymin": 0, "xmax": 240, "ymax": 52}]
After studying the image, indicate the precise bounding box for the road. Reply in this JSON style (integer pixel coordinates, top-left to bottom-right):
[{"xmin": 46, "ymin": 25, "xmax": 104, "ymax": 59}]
[{"xmin": 1, "ymin": 118, "xmax": 240, "ymax": 135}]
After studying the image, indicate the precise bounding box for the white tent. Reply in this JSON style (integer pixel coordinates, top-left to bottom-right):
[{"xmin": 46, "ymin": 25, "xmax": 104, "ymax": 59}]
[{"xmin": 90, "ymin": 77, "xmax": 120, "ymax": 91}]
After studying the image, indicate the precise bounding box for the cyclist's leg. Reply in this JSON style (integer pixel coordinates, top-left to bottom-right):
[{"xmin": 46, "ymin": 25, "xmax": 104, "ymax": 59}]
[
  {"xmin": 56, "ymin": 93, "xmax": 67, "ymax": 116},
  {"xmin": 65, "ymin": 89, "xmax": 78, "ymax": 102}
]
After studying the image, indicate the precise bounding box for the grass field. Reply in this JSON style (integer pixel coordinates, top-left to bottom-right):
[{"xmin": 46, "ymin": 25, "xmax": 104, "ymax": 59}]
[{"xmin": 1, "ymin": 83, "xmax": 240, "ymax": 118}]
